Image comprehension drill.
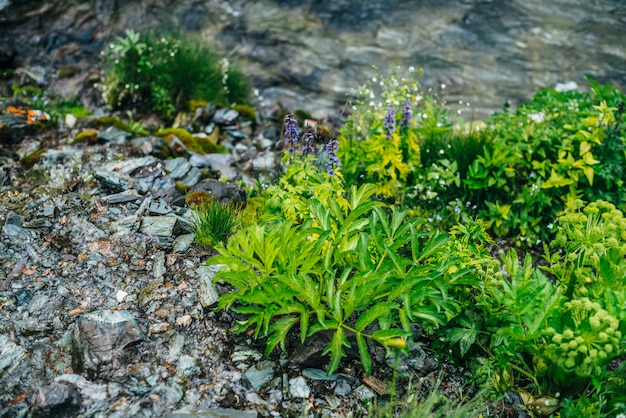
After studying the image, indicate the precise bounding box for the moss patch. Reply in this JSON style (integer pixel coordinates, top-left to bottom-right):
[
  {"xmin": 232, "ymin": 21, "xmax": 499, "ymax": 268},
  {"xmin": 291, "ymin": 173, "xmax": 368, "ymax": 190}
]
[{"xmin": 155, "ymin": 127, "xmax": 218, "ymax": 154}]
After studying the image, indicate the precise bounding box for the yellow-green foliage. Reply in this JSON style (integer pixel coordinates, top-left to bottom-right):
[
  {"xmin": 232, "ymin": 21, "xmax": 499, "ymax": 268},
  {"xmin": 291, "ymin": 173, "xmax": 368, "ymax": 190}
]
[
  {"xmin": 265, "ymin": 157, "xmax": 348, "ymax": 223},
  {"xmin": 156, "ymin": 127, "xmax": 218, "ymax": 154},
  {"xmin": 240, "ymin": 196, "xmax": 267, "ymax": 227},
  {"xmin": 73, "ymin": 130, "xmax": 98, "ymax": 143},
  {"xmin": 338, "ymin": 72, "xmax": 424, "ymax": 197}
]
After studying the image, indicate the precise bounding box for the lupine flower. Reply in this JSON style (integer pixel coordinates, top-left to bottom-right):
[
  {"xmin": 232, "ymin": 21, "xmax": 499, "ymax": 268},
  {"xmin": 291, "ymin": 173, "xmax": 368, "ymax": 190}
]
[
  {"xmin": 384, "ymin": 104, "xmax": 396, "ymax": 140},
  {"xmin": 302, "ymin": 132, "xmax": 315, "ymax": 155},
  {"xmin": 400, "ymin": 100, "xmax": 412, "ymax": 131},
  {"xmin": 325, "ymin": 139, "xmax": 340, "ymax": 176},
  {"xmin": 283, "ymin": 112, "xmax": 298, "ymax": 154}
]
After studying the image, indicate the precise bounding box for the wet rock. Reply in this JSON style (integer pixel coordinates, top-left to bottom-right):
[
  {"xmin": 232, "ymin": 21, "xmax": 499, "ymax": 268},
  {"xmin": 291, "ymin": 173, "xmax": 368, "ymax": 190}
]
[
  {"xmin": 32, "ymin": 381, "xmax": 81, "ymax": 418},
  {"xmin": 172, "ymin": 233, "xmax": 194, "ymax": 253},
  {"xmin": 189, "ymin": 153, "xmax": 238, "ymax": 181},
  {"xmin": 212, "ymin": 109, "xmax": 239, "ymax": 125},
  {"xmin": 182, "ymin": 178, "xmax": 246, "ymax": 206},
  {"xmin": 0, "ymin": 40, "xmax": 16, "ymax": 66},
  {"xmin": 165, "ymin": 157, "xmax": 192, "ymax": 180},
  {"xmin": 231, "ymin": 347, "xmax": 263, "ymax": 363},
  {"xmin": 333, "ymin": 379, "xmax": 352, "ymax": 396},
  {"xmin": 195, "ymin": 265, "xmax": 223, "ymax": 308},
  {"xmin": 140, "ymin": 216, "xmax": 182, "ymax": 237},
  {"xmin": 132, "ymin": 136, "xmax": 166, "ymax": 157},
  {"xmin": 71, "ymin": 310, "xmax": 146, "ymax": 375},
  {"xmin": 93, "ymin": 167, "xmax": 140, "ymax": 194},
  {"xmin": 385, "ymin": 340, "xmax": 437, "ymax": 374},
  {"xmin": 97, "ymin": 128, "xmax": 131, "ymax": 144},
  {"xmin": 289, "ymin": 376, "xmax": 311, "ymax": 399},
  {"xmin": 355, "ymin": 385, "xmax": 375, "ymax": 401},
  {"xmin": 166, "ymin": 408, "xmax": 257, "ymax": 418},
  {"xmin": 15, "ymin": 66, "xmax": 47, "ymax": 85},
  {"xmin": 0, "ymin": 335, "xmax": 28, "ymax": 376},
  {"xmin": 244, "ymin": 360, "xmax": 276, "ymax": 391}
]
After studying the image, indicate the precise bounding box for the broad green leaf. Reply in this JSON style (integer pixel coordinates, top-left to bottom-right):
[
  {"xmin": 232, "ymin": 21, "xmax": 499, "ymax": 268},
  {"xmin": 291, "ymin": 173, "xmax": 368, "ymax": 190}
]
[
  {"xmin": 371, "ymin": 328, "xmax": 412, "ymax": 344},
  {"xmin": 265, "ymin": 316, "xmax": 299, "ymax": 356},
  {"xmin": 355, "ymin": 302, "xmax": 398, "ymax": 332},
  {"xmin": 323, "ymin": 328, "xmax": 350, "ymax": 375},
  {"xmin": 357, "ymin": 333, "xmax": 372, "ymax": 376}
]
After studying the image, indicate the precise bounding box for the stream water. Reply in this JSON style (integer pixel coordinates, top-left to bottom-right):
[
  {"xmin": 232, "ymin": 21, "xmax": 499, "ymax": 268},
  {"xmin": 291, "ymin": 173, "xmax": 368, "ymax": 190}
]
[{"xmin": 209, "ymin": 0, "xmax": 626, "ymax": 119}]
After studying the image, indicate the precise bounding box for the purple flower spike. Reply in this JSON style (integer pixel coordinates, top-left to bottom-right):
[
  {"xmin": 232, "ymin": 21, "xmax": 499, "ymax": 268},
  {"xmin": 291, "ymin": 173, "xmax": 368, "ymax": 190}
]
[
  {"xmin": 400, "ymin": 100, "xmax": 412, "ymax": 131},
  {"xmin": 325, "ymin": 139, "xmax": 340, "ymax": 176},
  {"xmin": 283, "ymin": 112, "xmax": 298, "ymax": 150},
  {"xmin": 302, "ymin": 132, "xmax": 315, "ymax": 155},
  {"xmin": 384, "ymin": 104, "xmax": 396, "ymax": 140}
]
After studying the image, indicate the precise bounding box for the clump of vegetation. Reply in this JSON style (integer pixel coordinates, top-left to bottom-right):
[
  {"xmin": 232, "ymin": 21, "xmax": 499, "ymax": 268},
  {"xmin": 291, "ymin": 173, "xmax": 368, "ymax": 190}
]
[
  {"xmin": 101, "ymin": 29, "xmax": 250, "ymax": 119},
  {"xmin": 8, "ymin": 83, "xmax": 91, "ymax": 123},
  {"xmin": 89, "ymin": 115, "xmax": 148, "ymax": 136},
  {"xmin": 155, "ymin": 127, "xmax": 218, "ymax": 154},
  {"xmin": 207, "ymin": 71, "xmax": 626, "ymax": 417},
  {"xmin": 191, "ymin": 198, "xmax": 241, "ymax": 248}
]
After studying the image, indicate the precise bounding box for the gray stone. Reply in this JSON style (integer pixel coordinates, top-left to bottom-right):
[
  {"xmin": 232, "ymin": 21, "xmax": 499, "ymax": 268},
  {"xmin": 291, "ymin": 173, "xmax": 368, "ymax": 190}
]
[
  {"xmin": 71, "ymin": 310, "xmax": 146, "ymax": 374},
  {"xmin": 196, "ymin": 265, "xmax": 224, "ymax": 308},
  {"xmin": 244, "ymin": 360, "xmax": 275, "ymax": 391},
  {"xmin": 184, "ymin": 178, "xmax": 246, "ymax": 206},
  {"xmin": 140, "ymin": 216, "xmax": 181, "ymax": 237},
  {"xmin": 109, "ymin": 156, "xmax": 159, "ymax": 175},
  {"xmin": 177, "ymin": 355, "xmax": 200, "ymax": 378},
  {"xmin": 166, "ymin": 408, "xmax": 257, "ymax": 418},
  {"xmin": 33, "ymin": 382, "xmax": 81, "ymax": 417},
  {"xmin": 172, "ymin": 234, "xmax": 195, "ymax": 253},
  {"xmin": 289, "ymin": 376, "xmax": 311, "ymax": 399},
  {"xmin": 385, "ymin": 340, "xmax": 436, "ymax": 374},
  {"xmin": 303, "ymin": 368, "xmax": 338, "ymax": 381},
  {"xmin": 153, "ymin": 251, "xmax": 166, "ymax": 278},
  {"xmin": 0, "ymin": 335, "xmax": 28, "ymax": 376},
  {"xmin": 103, "ymin": 191, "xmax": 142, "ymax": 204},
  {"xmin": 93, "ymin": 167, "xmax": 134, "ymax": 193},
  {"xmin": 179, "ymin": 166, "xmax": 202, "ymax": 188},
  {"xmin": 212, "ymin": 109, "xmax": 239, "ymax": 125},
  {"xmin": 165, "ymin": 157, "xmax": 192, "ymax": 179},
  {"xmin": 189, "ymin": 153, "xmax": 237, "ymax": 181},
  {"xmin": 333, "ymin": 379, "xmax": 352, "ymax": 396},
  {"xmin": 97, "ymin": 128, "xmax": 131, "ymax": 143},
  {"xmin": 355, "ymin": 385, "xmax": 375, "ymax": 401}
]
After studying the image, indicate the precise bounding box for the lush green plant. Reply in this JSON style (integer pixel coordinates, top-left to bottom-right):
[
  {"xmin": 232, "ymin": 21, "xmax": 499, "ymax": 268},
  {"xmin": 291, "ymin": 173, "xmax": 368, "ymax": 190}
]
[
  {"xmin": 209, "ymin": 184, "xmax": 475, "ymax": 375},
  {"xmin": 101, "ymin": 29, "xmax": 250, "ymax": 118},
  {"xmin": 455, "ymin": 200, "xmax": 626, "ymax": 416},
  {"xmin": 264, "ymin": 112, "xmax": 348, "ymax": 222},
  {"xmin": 338, "ymin": 71, "xmax": 424, "ymax": 197},
  {"xmin": 192, "ymin": 199, "xmax": 241, "ymax": 248}
]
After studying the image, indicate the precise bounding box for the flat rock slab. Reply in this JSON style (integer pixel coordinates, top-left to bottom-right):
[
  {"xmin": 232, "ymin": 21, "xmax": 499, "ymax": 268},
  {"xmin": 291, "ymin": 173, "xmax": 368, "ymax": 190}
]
[
  {"xmin": 140, "ymin": 216, "xmax": 181, "ymax": 237},
  {"xmin": 166, "ymin": 408, "xmax": 257, "ymax": 418},
  {"xmin": 71, "ymin": 310, "xmax": 146, "ymax": 374}
]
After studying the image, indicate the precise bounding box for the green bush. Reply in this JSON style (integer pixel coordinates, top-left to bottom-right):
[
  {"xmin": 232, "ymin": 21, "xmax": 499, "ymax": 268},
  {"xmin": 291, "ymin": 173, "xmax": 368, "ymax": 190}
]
[
  {"xmin": 192, "ymin": 199, "xmax": 241, "ymax": 248},
  {"xmin": 101, "ymin": 29, "xmax": 250, "ymax": 118}
]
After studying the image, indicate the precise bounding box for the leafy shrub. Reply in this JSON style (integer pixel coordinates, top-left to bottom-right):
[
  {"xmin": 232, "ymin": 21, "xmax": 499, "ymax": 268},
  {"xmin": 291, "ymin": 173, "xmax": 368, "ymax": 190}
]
[
  {"xmin": 264, "ymin": 112, "xmax": 347, "ymax": 222},
  {"xmin": 209, "ymin": 184, "xmax": 476, "ymax": 375},
  {"xmin": 454, "ymin": 200, "xmax": 626, "ymax": 415},
  {"xmin": 338, "ymin": 71, "xmax": 424, "ymax": 197},
  {"xmin": 101, "ymin": 29, "xmax": 250, "ymax": 118}
]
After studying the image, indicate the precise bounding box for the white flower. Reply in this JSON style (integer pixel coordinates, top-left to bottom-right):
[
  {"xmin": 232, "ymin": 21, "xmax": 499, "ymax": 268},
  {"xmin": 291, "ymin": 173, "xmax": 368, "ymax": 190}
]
[{"xmin": 529, "ymin": 111, "xmax": 545, "ymax": 123}]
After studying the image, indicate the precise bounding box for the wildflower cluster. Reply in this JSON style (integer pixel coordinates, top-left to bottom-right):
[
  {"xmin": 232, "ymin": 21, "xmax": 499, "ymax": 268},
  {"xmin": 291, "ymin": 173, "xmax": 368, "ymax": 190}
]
[
  {"xmin": 546, "ymin": 298, "xmax": 621, "ymax": 376},
  {"xmin": 384, "ymin": 104, "xmax": 397, "ymax": 140},
  {"xmin": 283, "ymin": 112, "xmax": 299, "ymax": 155},
  {"xmin": 325, "ymin": 139, "xmax": 340, "ymax": 176},
  {"xmin": 338, "ymin": 69, "xmax": 423, "ymax": 196}
]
